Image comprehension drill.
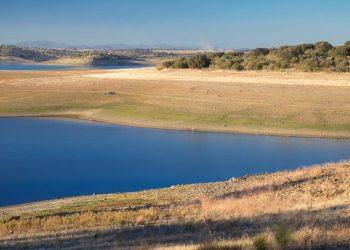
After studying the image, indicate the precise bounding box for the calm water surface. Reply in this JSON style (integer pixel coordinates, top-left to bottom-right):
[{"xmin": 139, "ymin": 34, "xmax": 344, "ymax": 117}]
[
  {"xmin": 1, "ymin": 118, "xmax": 350, "ymax": 206},
  {"xmin": 0, "ymin": 63, "xmax": 145, "ymax": 70}
]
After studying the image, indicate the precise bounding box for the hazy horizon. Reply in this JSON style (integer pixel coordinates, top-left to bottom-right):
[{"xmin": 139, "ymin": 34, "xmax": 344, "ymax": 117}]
[{"xmin": 1, "ymin": 0, "xmax": 350, "ymax": 49}]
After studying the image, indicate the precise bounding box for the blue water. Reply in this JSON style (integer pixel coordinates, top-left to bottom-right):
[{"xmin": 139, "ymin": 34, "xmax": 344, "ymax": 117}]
[
  {"xmin": 1, "ymin": 118, "xmax": 350, "ymax": 206},
  {"xmin": 0, "ymin": 63, "xmax": 146, "ymax": 71}
]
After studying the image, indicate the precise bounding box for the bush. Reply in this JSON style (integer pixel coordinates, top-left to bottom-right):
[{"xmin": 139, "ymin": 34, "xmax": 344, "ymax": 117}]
[
  {"xmin": 314, "ymin": 41, "xmax": 333, "ymax": 55},
  {"xmin": 250, "ymin": 48, "xmax": 270, "ymax": 56},
  {"xmin": 335, "ymin": 58, "xmax": 349, "ymax": 72},
  {"xmin": 231, "ymin": 62, "xmax": 244, "ymax": 71},
  {"xmin": 198, "ymin": 242, "xmax": 242, "ymax": 250},
  {"xmin": 295, "ymin": 43, "xmax": 314, "ymax": 53},
  {"xmin": 253, "ymin": 235, "xmax": 268, "ymax": 250},
  {"xmin": 173, "ymin": 57, "xmax": 189, "ymax": 68},
  {"xmin": 187, "ymin": 54, "xmax": 211, "ymax": 69},
  {"xmin": 162, "ymin": 60, "xmax": 174, "ymax": 68},
  {"xmin": 244, "ymin": 56, "xmax": 271, "ymax": 70},
  {"xmin": 273, "ymin": 223, "xmax": 292, "ymax": 250},
  {"xmin": 299, "ymin": 58, "xmax": 321, "ymax": 72},
  {"xmin": 330, "ymin": 46, "xmax": 350, "ymax": 57}
]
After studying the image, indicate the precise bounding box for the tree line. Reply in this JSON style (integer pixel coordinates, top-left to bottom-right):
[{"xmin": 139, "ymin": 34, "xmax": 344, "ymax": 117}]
[{"xmin": 162, "ymin": 41, "xmax": 350, "ymax": 72}]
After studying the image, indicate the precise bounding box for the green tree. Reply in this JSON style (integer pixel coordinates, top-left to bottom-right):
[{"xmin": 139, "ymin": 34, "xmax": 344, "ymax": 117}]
[
  {"xmin": 187, "ymin": 54, "xmax": 211, "ymax": 68},
  {"xmin": 162, "ymin": 61, "xmax": 174, "ymax": 68},
  {"xmin": 334, "ymin": 57, "xmax": 349, "ymax": 72},
  {"xmin": 314, "ymin": 41, "xmax": 333, "ymax": 55},
  {"xmin": 250, "ymin": 48, "xmax": 270, "ymax": 57},
  {"xmin": 173, "ymin": 57, "xmax": 189, "ymax": 68}
]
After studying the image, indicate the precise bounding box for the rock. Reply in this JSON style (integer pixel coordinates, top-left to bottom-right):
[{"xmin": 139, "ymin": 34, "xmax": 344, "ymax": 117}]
[{"xmin": 104, "ymin": 91, "xmax": 116, "ymax": 95}]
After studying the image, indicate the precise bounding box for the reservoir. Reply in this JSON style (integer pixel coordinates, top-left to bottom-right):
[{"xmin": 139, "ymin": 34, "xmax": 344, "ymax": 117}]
[{"xmin": 1, "ymin": 117, "xmax": 350, "ymax": 206}]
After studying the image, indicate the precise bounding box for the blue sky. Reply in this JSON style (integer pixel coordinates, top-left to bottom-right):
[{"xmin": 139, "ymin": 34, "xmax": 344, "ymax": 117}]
[{"xmin": 1, "ymin": 0, "xmax": 350, "ymax": 48}]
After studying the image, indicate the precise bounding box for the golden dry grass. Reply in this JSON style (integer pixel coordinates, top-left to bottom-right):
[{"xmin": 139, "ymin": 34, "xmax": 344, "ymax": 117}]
[
  {"xmin": 0, "ymin": 161, "xmax": 349, "ymax": 249},
  {"xmin": 1, "ymin": 67, "xmax": 350, "ymax": 138}
]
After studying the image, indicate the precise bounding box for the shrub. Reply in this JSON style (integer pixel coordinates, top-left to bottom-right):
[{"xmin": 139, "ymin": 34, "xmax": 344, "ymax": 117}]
[
  {"xmin": 275, "ymin": 46, "xmax": 299, "ymax": 62},
  {"xmin": 207, "ymin": 52, "xmax": 225, "ymax": 60},
  {"xmin": 314, "ymin": 41, "xmax": 333, "ymax": 55},
  {"xmin": 250, "ymin": 48, "xmax": 270, "ymax": 56},
  {"xmin": 187, "ymin": 54, "xmax": 211, "ymax": 69},
  {"xmin": 244, "ymin": 56, "xmax": 271, "ymax": 70},
  {"xmin": 198, "ymin": 242, "xmax": 242, "ymax": 250},
  {"xmin": 330, "ymin": 46, "xmax": 350, "ymax": 57},
  {"xmin": 295, "ymin": 43, "xmax": 314, "ymax": 53},
  {"xmin": 173, "ymin": 57, "xmax": 189, "ymax": 68},
  {"xmin": 231, "ymin": 62, "xmax": 244, "ymax": 71},
  {"xmin": 253, "ymin": 235, "xmax": 268, "ymax": 250},
  {"xmin": 162, "ymin": 60, "xmax": 174, "ymax": 68},
  {"xmin": 273, "ymin": 223, "xmax": 292, "ymax": 250},
  {"xmin": 334, "ymin": 58, "xmax": 350, "ymax": 72}
]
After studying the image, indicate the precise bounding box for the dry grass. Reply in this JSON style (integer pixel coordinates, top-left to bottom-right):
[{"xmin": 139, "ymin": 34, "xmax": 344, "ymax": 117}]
[
  {"xmin": 0, "ymin": 161, "xmax": 349, "ymax": 249},
  {"xmin": 1, "ymin": 67, "xmax": 350, "ymax": 138},
  {"xmin": 1, "ymin": 67, "xmax": 350, "ymax": 248},
  {"xmin": 86, "ymin": 67, "xmax": 350, "ymax": 86}
]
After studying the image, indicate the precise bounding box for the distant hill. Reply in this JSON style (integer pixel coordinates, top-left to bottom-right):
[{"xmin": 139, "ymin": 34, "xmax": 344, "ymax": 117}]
[
  {"xmin": 0, "ymin": 44, "xmax": 59, "ymax": 61},
  {"xmin": 11, "ymin": 41, "xmax": 222, "ymax": 50},
  {"xmin": 0, "ymin": 43, "xmax": 238, "ymax": 66},
  {"xmin": 0, "ymin": 44, "xmax": 187, "ymax": 65},
  {"xmin": 13, "ymin": 41, "xmax": 72, "ymax": 49}
]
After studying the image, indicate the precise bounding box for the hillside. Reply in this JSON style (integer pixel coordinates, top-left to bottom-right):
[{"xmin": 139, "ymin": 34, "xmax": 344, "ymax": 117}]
[
  {"xmin": 0, "ymin": 45, "xmax": 190, "ymax": 66},
  {"xmin": 0, "ymin": 161, "xmax": 349, "ymax": 249}
]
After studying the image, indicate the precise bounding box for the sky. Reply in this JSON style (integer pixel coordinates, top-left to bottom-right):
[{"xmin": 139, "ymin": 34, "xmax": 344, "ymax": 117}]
[{"xmin": 1, "ymin": 0, "xmax": 350, "ymax": 48}]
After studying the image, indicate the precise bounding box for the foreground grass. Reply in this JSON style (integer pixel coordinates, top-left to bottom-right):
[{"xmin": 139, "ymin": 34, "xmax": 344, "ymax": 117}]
[{"xmin": 0, "ymin": 161, "xmax": 349, "ymax": 249}]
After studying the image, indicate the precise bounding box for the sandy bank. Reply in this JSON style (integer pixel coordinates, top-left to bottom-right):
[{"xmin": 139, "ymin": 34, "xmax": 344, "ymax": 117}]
[{"xmin": 86, "ymin": 67, "xmax": 350, "ymax": 87}]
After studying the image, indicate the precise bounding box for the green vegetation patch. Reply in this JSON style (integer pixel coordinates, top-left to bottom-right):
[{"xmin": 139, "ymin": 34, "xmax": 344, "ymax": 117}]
[
  {"xmin": 162, "ymin": 41, "xmax": 350, "ymax": 72},
  {"xmin": 103, "ymin": 102, "xmax": 350, "ymax": 132}
]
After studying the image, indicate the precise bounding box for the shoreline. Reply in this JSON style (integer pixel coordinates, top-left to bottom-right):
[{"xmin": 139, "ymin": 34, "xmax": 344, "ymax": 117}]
[
  {"xmin": 0, "ymin": 58, "xmax": 152, "ymax": 67},
  {"xmin": 0, "ymin": 159, "xmax": 345, "ymax": 209},
  {"xmin": 1, "ymin": 113, "xmax": 350, "ymax": 140},
  {"xmin": 1, "ymin": 160, "xmax": 349, "ymax": 249},
  {"xmin": 1, "ymin": 67, "xmax": 350, "ymax": 140}
]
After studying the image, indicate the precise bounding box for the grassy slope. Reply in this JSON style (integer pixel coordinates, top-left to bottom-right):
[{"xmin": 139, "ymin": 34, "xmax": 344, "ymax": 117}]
[
  {"xmin": 1, "ymin": 68, "xmax": 350, "ymax": 138},
  {"xmin": 0, "ymin": 161, "xmax": 349, "ymax": 249}
]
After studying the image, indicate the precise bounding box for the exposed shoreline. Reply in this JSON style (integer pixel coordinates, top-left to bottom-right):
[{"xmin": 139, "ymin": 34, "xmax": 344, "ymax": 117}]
[
  {"xmin": 1, "ymin": 160, "xmax": 349, "ymax": 249},
  {"xmin": 1, "ymin": 67, "xmax": 350, "ymax": 140},
  {"xmin": 1, "ymin": 113, "xmax": 350, "ymax": 140}
]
